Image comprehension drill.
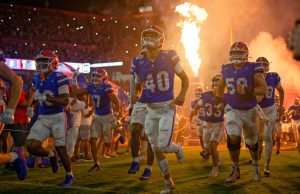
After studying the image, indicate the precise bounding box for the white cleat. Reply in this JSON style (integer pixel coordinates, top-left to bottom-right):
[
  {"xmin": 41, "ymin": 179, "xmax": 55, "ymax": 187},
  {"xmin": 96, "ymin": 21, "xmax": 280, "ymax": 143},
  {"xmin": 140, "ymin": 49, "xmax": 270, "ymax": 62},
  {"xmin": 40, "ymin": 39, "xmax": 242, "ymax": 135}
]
[
  {"xmin": 160, "ymin": 178, "xmax": 175, "ymax": 194},
  {"xmin": 252, "ymin": 163, "xmax": 261, "ymax": 182},
  {"xmin": 225, "ymin": 166, "xmax": 240, "ymax": 183},
  {"xmin": 210, "ymin": 167, "xmax": 219, "ymax": 177},
  {"xmin": 175, "ymin": 143, "xmax": 184, "ymax": 164}
]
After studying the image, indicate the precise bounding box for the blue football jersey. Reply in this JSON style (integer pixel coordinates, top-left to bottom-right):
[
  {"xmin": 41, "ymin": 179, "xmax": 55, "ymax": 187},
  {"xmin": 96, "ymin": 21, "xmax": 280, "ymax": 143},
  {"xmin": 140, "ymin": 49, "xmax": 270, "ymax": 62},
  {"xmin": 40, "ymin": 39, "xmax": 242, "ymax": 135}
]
[
  {"xmin": 131, "ymin": 50, "xmax": 182, "ymax": 103},
  {"xmin": 191, "ymin": 99, "xmax": 205, "ymax": 121},
  {"xmin": 200, "ymin": 91, "xmax": 224, "ymax": 123},
  {"xmin": 33, "ymin": 72, "xmax": 69, "ymax": 115},
  {"xmin": 289, "ymin": 105, "xmax": 300, "ymax": 120},
  {"xmin": 259, "ymin": 72, "xmax": 281, "ymax": 108},
  {"xmin": 221, "ymin": 62, "xmax": 264, "ymax": 110},
  {"xmin": 87, "ymin": 82, "xmax": 114, "ymax": 116}
]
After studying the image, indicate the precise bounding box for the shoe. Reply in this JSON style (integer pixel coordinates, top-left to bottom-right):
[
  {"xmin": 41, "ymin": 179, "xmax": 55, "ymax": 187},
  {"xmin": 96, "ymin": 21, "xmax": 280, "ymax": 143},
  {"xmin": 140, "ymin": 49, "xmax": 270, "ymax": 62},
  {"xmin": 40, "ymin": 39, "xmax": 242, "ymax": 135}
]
[
  {"xmin": 160, "ymin": 178, "xmax": 175, "ymax": 194},
  {"xmin": 175, "ymin": 143, "xmax": 184, "ymax": 163},
  {"xmin": 276, "ymin": 151, "xmax": 280, "ymax": 155},
  {"xmin": 89, "ymin": 163, "xmax": 100, "ymax": 172},
  {"xmin": 140, "ymin": 168, "xmax": 151, "ymax": 180},
  {"xmin": 110, "ymin": 152, "xmax": 118, "ymax": 157},
  {"xmin": 5, "ymin": 163, "xmax": 15, "ymax": 171},
  {"xmin": 49, "ymin": 152, "xmax": 59, "ymax": 173},
  {"xmin": 26, "ymin": 156, "xmax": 36, "ymax": 168},
  {"xmin": 200, "ymin": 151, "xmax": 206, "ymax": 159},
  {"xmin": 71, "ymin": 157, "xmax": 77, "ymax": 163},
  {"xmin": 128, "ymin": 162, "xmax": 140, "ymax": 174},
  {"xmin": 252, "ymin": 163, "xmax": 261, "ymax": 182},
  {"xmin": 264, "ymin": 167, "xmax": 270, "ymax": 177},
  {"xmin": 41, "ymin": 157, "xmax": 51, "ymax": 167},
  {"xmin": 12, "ymin": 147, "xmax": 27, "ymax": 180},
  {"xmin": 103, "ymin": 154, "xmax": 111, "ymax": 159},
  {"xmin": 210, "ymin": 167, "xmax": 219, "ymax": 177},
  {"xmin": 225, "ymin": 166, "xmax": 240, "ymax": 183},
  {"xmin": 61, "ymin": 175, "xmax": 74, "ymax": 187}
]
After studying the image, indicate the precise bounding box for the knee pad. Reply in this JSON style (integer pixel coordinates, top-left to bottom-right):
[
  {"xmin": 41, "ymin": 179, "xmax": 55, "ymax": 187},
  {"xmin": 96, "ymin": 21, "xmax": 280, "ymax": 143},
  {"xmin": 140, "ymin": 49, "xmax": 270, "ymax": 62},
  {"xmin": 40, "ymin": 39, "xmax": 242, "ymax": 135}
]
[
  {"xmin": 227, "ymin": 135, "xmax": 241, "ymax": 151},
  {"xmin": 246, "ymin": 142, "xmax": 258, "ymax": 152}
]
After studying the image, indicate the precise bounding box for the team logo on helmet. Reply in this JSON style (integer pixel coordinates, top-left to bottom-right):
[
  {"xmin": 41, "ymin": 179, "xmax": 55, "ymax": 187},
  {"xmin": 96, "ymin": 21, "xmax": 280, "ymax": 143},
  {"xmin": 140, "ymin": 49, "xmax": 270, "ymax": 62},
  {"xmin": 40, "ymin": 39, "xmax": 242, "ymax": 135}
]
[
  {"xmin": 35, "ymin": 50, "xmax": 59, "ymax": 73},
  {"xmin": 91, "ymin": 68, "xmax": 108, "ymax": 85},
  {"xmin": 229, "ymin": 42, "xmax": 248, "ymax": 64},
  {"xmin": 141, "ymin": 25, "xmax": 165, "ymax": 49},
  {"xmin": 256, "ymin": 57, "xmax": 270, "ymax": 73}
]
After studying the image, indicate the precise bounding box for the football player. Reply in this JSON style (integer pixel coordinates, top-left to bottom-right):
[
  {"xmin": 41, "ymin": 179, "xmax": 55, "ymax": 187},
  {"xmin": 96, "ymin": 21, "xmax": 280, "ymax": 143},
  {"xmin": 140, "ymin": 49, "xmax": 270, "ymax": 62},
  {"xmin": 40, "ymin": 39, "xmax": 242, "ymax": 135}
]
[
  {"xmin": 72, "ymin": 68, "xmax": 121, "ymax": 171},
  {"xmin": 0, "ymin": 48, "xmax": 27, "ymax": 180},
  {"xmin": 274, "ymin": 95, "xmax": 282, "ymax": 155},
  {"xmin": 132, "ymin": 25, "xmax": 189, "ymax": 194},
  {"xmin": 128, "ymin": 50, "xmax": 155, "ymax": 181},
  {"xmin": 26, "ymin": 50, "xmax": 73, "ymax": 186},
  {"xmin": 288, "ymin": 97, "xmax": 300, "ymax": 154},
  {"xmin": 216, "ymin": 42, "xmax": 267, "ymax": 182},
  {"xmin": 190, "ymin": 86, "xmax": 209, "ymax": 159},
  {"xmin": 190, "ymin": 75, "xmax": 225, "ymax": 177},
  {"xmin": 256, "ymin": 57, "xmax": 284, "ymax": 177}
]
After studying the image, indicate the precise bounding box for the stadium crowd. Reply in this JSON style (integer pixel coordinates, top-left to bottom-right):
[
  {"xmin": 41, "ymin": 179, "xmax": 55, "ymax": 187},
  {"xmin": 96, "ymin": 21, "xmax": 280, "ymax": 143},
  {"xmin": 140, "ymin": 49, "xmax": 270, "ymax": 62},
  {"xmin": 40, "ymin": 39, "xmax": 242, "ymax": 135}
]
[{"xmin": 0, "ymin": 4, "xmax": 148, "ymax": 63}]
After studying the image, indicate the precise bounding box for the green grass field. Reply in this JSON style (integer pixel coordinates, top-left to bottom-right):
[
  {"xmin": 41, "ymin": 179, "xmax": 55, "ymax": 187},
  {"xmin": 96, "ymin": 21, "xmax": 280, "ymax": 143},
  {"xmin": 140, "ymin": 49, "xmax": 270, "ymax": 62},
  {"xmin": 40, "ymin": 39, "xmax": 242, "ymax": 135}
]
[{"xmin": 0, "ymin": 148, "xmax": 299, "ymax": 194}]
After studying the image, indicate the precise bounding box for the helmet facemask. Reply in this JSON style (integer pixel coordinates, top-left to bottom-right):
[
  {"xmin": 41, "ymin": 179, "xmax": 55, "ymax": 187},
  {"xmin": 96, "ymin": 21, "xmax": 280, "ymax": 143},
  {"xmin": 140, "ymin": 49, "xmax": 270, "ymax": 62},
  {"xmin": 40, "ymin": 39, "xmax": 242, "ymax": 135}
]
[
  {"xmin": 35, "ymin": 57, "xmax": 53, "ymax": 73},
  {"xmin": 91, "ymin": 73, "xmax": 104, "ymax": 86},
  {"xmin": 141, "ymin": 29, "xmax": 164, "ymax": 50},
  {"xmin": 229, "ymin": 50, "xmax": 248, "ymax": 64}
]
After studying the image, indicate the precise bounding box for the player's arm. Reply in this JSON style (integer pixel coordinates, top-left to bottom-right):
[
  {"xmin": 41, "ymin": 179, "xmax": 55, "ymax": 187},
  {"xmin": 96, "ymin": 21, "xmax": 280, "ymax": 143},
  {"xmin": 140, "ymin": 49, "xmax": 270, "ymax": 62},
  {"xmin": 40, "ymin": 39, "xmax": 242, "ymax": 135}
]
[
  {"xmin": 276, "ymin": 83, "xmax": 285, "ymax": 110},
  {"xmin": 45, "ymin": 83, "xmax": 69, "ymax": 106},
  {"xmin": 190, "ymin": 99, "xmax": 203, "ymax": 123},
  {"xmin": 216, "ymin": 76, "xmax": 225, "ymax": 107},
  {"xmin": 0, "ymin": 62, "xmax": 23, "ymax": 110},
  {"xmin": 174, "ymin": 70, "xmax": 189, "ymax": 106},
  {"xmin": 108, "ymin": 92, "xmax": 121, "ymax": 119},
  {"xmin": 253, "ymin": 73, "xmax": 267, "ymax": 96}
]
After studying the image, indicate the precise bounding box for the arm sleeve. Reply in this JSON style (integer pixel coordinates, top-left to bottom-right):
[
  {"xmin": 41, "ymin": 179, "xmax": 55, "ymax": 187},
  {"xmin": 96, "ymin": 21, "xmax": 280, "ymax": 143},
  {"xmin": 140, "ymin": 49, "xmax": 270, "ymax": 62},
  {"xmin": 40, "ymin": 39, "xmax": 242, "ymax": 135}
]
[
  {"xmin": 57, "ymin": 73, "xmax": 70, "ymax": 95},
  {"xmin": 275, "ymin": 73, "xmax": 282, "ymax": 88},
  {"xmin": 131, "ymin": 58, "xmax": 142, "ymax": 84},
  {"xmin": 105, "ymin": 84, "xmax": 114, "ymax": 94},
  {"xmin": 168, "ymin": 50, "xmax": 183, "ymax": 74}
]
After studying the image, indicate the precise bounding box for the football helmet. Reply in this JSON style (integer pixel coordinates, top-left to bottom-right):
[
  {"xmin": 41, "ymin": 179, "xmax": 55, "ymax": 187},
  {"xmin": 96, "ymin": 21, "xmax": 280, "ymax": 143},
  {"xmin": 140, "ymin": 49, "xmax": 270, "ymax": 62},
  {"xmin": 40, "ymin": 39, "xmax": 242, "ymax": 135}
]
[
  {"xmin": 35, "ymin": 50, "xmax": 59, "ymax": 73},
  {"xmin": 211, "ymin": 74, "xmax": 222, "ymax": 89},
  {"xmin": 256, "ymin": 57, "xmax": 270, "ymax": 73},
  {"xmin": 195, "ymin": 86, "xmax": 203, "ymax": 98},
  {"xmin": 91, "ymin": 68, "xmax": 108, "ymax": 85},
  {"xmin": 295, "ymin": 97, "xmax": 300, "ymax": 105},
  {"xmin": 141, "ymin": 25, "xmax": 165, "ymax": 49},
  {"xmin": 229, "ymin": 42, "xmax": 248, "ymax": 64}
]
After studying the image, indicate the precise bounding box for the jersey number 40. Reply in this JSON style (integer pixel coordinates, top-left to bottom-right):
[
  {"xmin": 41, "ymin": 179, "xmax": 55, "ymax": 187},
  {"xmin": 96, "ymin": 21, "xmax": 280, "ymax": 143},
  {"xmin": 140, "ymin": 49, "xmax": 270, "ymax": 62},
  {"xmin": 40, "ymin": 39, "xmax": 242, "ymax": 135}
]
[{"xmin": 145, "ymin": 71, "xmax": 170, "ymax": 93}]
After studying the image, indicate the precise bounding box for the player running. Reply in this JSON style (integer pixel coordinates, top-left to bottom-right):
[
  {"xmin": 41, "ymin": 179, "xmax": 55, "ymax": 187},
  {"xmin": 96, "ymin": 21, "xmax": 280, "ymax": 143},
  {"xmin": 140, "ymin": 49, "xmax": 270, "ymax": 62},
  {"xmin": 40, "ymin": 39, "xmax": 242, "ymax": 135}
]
[
  {"xmin": 72, "ymin": 68, "xmax": 121, "ymax": 171},
  {"xmin": 131, "ymin": 25, "xmax": 189, "ymax": 194},
  {"xmin": 216, "ymin": 42, "xmax": 267, "ymax": 183},
  {"xmin": 255, "ymin": 57, "xmax": 284, "ymax": 177},
  {"xmin": 274, "ymin": 95, "xmax": 282, "ymax": 155},
  {"xmin": 190, "ymin": 75, "xmax": 225, "ymax": 177},
  {"xmin": 0, "ymin": 48, "xmax": 26, "ymax": 180},
  {"xmin": 190, "ymin": 87, "xmax": 210, "ymax": 159},
  {"xmin": 26, "ymin": 50, "xmax": 73, "ymax": 186},
  {"xmin": 288, "ymin": 97, "xmax": 300, "ymax": 154}
]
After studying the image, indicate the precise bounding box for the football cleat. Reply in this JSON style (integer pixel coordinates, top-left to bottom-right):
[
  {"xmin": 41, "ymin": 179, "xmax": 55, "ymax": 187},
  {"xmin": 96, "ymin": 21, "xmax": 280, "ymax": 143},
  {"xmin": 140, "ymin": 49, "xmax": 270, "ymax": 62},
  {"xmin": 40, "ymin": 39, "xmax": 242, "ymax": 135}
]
[
  {"xmin": 264, "ymin": 167, "xmax": 270, "ymax": 177},
  {"xmin": 276, "ymin": 151, "xmax": 280, "ymax": 155},
  {"xmin": 12, "ymin": 147, "xmax": 27, "ymax": 180},
  {"xmin": 61, "ymin": 175, "xmax": 74, "ymax": 187},
  {"xmin": 225, "ymin": 166, "xmax": 240, "ymax": 183},
  {"xmin": 200, "ymin": 151, "xmax": 209, "ymax": 159},
  {"xmin": 175, "ymin": 143, "xmax": 184, "ymax": 164},
  {"xmin": 49, "ymin": 152, "xmax": 59, "ymax": 173},
  {"xmin": 89, "ymin": 163, "xmax": 100, "ymax": 172},
  {"xmin": 128, "ymin": 162, "xmax": 140, "ymax": 174},
  {"xmin": 140, "ymin": 168, "xmax": 152, "ymax": 180},
  {"xmin": 252, "ymin": 163, "xmax": 261, "ymax": 182},
  {"xmin": 160, "ymin": 178, "xmax": 175, "ymax": 194},
  {"xmin": 210, "ymin": 167, "xmax": 219, "ymax": 177},
  {"xmin": 26, "ymin": 155, "xmax": 36, "ymax": 168}
]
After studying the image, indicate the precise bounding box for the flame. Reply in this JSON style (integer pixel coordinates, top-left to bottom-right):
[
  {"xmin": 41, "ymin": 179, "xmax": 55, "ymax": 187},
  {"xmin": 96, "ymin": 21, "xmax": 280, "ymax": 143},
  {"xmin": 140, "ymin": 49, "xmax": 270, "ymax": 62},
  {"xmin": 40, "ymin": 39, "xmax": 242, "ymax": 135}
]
[{"xmin": 176, "ymin": 2, "xmax": 208, "ymax": 77}]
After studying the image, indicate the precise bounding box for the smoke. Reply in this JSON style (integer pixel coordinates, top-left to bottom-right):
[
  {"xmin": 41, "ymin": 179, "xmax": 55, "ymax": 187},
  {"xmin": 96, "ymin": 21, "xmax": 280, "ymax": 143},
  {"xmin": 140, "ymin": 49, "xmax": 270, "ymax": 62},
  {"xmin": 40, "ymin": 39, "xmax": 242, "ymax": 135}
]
[{"xmin": 249, "ymin": 32, "xmax": 300, "ymax": 94}]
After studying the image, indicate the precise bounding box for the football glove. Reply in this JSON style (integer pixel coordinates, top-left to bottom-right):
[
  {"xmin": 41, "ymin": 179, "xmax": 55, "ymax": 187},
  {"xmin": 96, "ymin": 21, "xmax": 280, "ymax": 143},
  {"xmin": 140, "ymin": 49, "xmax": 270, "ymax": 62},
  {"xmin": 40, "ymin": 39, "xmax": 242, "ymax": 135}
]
[
  {"xmin": 34, "ymin": 91, "xmax": 47, "ymax": 102},
  {"xmin": 27, "ymin": 107, "xmax": 34, "ymax": 118},
  {"xmin": 0, "ymin": 108, "xmax": 14, "ymax": 124}
]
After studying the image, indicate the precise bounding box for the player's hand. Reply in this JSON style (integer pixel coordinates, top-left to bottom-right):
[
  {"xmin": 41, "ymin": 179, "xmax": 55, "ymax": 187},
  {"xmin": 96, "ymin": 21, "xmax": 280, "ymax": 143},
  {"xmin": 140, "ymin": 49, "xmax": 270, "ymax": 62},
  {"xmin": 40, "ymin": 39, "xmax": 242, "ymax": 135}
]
[
  {"xmin": 34, "ymin": 91, "xmax": 47, "ymax": 102},
  {"xmin": 236, "ymin": 83, "xmax": 245, "ymax": 95},
  {"xmin": 27, "ymin": 107, "xmax": 34, "ymax": 118},
  {"xmin": 173, "ymin": 94, "xmax": 185, "ymax": 106},
  {"xmin": 0, "ymin": 108, "xmax": 14, "ymax": 124},
  {"xmin": 216, "ymin": 103, "xmax": 225, "ymax": 111}
]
